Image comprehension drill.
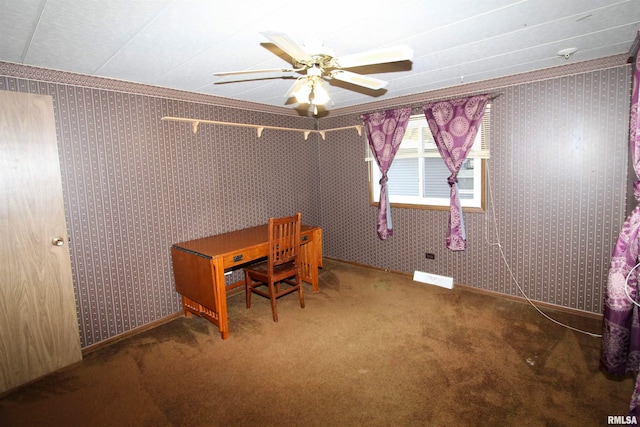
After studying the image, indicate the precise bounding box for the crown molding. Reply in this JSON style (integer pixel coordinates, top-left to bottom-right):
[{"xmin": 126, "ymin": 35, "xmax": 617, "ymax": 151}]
[
  {"xmin": 0, "ymin": 53, "xmax": 629, "ymax": 122},
  {"xmin": 0, "ymin": 61, "xmax": 304, "ymax": 117},
  {"xmin": 324, "ymin": 54, "xmax": 630, "ymax": 118}
]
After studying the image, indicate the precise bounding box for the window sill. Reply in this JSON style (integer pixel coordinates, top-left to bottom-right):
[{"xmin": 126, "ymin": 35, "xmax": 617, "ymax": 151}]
[{"xmin": 369, "ymin": 200, "xmax": 486, "ymax": 213}]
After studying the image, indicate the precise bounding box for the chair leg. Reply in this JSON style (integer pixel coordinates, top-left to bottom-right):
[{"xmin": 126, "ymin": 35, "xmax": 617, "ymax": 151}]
[
  {"xmin": 297, "ymin": 274, "xmax": 305, "ymax": 309},
  {"xmin": 268, "ymin": 280, "xmax": 278, "ymax": 322},
  {"xmin": 244, "ymin": 271, "xmax": 252, "ymax": 309}
]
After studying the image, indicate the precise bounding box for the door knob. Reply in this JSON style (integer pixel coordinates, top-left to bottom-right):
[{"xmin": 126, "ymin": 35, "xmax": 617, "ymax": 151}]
[{"xmin": 51, "ymin": 237, "xmax": 65, "ymax": 246}]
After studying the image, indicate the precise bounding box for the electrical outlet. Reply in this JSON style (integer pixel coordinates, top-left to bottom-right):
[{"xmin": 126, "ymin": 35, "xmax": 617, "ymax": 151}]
[{"xmin": 425, "ymin": 252, "xmax": 435, "ymax": 260}]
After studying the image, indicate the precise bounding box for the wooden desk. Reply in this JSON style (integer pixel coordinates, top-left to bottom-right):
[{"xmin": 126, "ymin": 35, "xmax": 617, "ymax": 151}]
[{"xmin": 171, "ymin": 224, "xmax": 322, "ymax": 339}]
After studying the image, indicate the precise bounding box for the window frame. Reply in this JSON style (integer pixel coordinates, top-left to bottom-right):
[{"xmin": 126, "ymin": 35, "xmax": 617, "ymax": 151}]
[{"xmin": 366, "ymin": 107, "xmax": 490, "ymax": 213}]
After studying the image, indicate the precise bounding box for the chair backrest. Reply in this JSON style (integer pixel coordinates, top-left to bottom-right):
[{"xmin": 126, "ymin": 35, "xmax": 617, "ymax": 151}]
[{"xmin": 268, "ymin": 212, "xmax": 301, "ymax": 272}]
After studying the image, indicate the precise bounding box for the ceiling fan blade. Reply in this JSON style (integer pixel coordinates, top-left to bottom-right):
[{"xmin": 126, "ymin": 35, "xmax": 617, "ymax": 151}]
[
  {"xmin": 260, "ymin": 31, "xmax": 313, "ymax": 63},
  {"xmin": 214, "ymin": 67, "xmax": 303, "ymax": 76},
  {"xmin": 330, "ymin": 70, "xmax": 388, "ymax": 90},
  {"xmin": 336, "ymin": 45, "xmax": 413, "ymax": 69}
]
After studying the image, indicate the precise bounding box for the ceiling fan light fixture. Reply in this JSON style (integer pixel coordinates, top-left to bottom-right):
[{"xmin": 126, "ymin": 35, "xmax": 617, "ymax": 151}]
[
  {"xmin": 294, "ymin": 82, "xmax": 312, "ymax": 104},
  {"xmin": 311, "ymin": 82, "xmax": 330, "ymax": 105}
]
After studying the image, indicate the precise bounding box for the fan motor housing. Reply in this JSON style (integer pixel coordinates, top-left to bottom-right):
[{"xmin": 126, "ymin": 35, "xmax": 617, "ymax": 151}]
[{"xmin": 294, "ymin": 54, "xmax": 336, "ymax": 71}]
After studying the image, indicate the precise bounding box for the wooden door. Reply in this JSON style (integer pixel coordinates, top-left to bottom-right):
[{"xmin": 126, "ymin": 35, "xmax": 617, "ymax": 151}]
[{"xmin": 0, "ymin": 90, "xmax": 82, "ymax": 393}]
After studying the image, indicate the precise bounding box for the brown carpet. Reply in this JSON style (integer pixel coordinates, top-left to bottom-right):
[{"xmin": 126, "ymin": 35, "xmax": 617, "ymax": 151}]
[{"xmin": 0, "ymin": 259, "xmax": 635, "ymax": 426}]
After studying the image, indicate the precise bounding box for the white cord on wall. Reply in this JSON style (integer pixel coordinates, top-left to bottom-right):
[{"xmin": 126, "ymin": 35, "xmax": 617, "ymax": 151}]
[
  {"xmin": 484, "ymin": 162, "xmax": 602, "ymax": 338},
  {"xmin": 624, "ymin": 263, "xmax": 640, "ymax": 309}
]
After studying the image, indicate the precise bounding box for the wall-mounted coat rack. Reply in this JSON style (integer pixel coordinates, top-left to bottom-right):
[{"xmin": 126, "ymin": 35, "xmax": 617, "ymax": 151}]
[{"xmin": 161, "ymin": 116, "xmax": 362, "ymax": 140}]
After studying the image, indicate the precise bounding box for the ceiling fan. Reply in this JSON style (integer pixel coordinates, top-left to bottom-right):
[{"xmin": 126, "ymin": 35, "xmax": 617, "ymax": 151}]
[{"xmin": 213, "ymin": 31, "xmax": 413, "ymax": 115}]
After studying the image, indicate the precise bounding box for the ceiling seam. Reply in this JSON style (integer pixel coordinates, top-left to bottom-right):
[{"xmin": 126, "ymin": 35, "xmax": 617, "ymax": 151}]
[
  {"xmin": 20, "ymin": 0, "xmax": 48, "ymax": 63},
  {"xmin": 93, "ymin": 0, "xmax": 177, "ymax": 74}
]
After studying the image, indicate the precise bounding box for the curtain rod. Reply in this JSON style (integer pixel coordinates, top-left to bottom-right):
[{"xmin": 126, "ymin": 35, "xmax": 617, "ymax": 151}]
[
  {"xmin": 161, "ymin": 116, "xmax": 362, "ymax": 140},
  {"xmin": 359, "ymin": 92, "xmax": 503, "ymax": 119}
]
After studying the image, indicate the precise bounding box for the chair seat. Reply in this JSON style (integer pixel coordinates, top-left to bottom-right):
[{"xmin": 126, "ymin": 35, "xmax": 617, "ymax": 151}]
[
  {"xmin": 245, "ymin": 260, "xmax": 297, "ymax": 276},
  {"xmin": 245, "ymin": 261, "xmax": 300, "ymax": 293}
]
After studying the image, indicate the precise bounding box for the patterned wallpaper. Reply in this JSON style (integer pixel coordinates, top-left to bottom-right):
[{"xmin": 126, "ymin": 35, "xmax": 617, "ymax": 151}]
[
  {"xmin": 318, "ymin": 64, "xmax": 631, "ymax": 316},
  {"xmin": 0, "ymin": 56, "xmax": 632, "ymax": 348},
  {"xmin": 0, "ymin": 66, "xmax": 318, "ymax": 347}
]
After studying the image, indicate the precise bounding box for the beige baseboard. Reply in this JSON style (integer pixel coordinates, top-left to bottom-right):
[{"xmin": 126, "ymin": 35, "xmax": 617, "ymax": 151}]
[
  {"xmin": 81, "ymin": 312, "xmax": 183, "ymax": 355},
  {"xmin": 324, "ymin": 257, "xmax": 603, "ymax": 320}
]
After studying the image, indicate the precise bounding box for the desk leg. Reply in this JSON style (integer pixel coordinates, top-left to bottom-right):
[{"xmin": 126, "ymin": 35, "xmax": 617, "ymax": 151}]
[
  {"xmin": 212, "ymin": 257, "xmax": 229, "ymax": 340},
  {"xmin": 182, "ymin": 297, "xmax": 192, "ymax": 317},
  {"xmin": 310, "ymin": 255, "xmax": 319, "ymax": 292},
  {"xmin": 310, "ymin": 228, "xmax": 321, "ymax": 292}
]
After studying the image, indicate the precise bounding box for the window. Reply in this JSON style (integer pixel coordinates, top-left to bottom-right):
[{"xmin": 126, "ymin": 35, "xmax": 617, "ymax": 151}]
[{"xmin": 366, "ymin": 104, "xmax": 491, "ymax": 211}]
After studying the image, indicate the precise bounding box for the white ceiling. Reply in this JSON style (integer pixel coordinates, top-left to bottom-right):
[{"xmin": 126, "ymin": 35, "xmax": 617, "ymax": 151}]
[{"xmin": 1, "ymin": 0, "xmax": 639, "ymax": 115}]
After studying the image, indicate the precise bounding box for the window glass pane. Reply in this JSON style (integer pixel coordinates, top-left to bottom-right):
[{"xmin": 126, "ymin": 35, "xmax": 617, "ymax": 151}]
[
  {"xmin": 423, "ymin": 158, "xmax": 450, "ymax": 199},
  {"xmin": 457, "ymin": 159, "xmax": 475, "ymax": 199},
  {"xmin": 404, "ymin": 126, "xmax": 420, "ymax": 141},
  {"xmin": 422, "ymin": 127, "xmax": 437, "ymax": 150},
  {"xmin": 388, "ymin": 158, "xmax": 419, "ymax": 196},
  {"xmin": 396, "ymin": 129, "xmax": 420, "ymax": 157}
]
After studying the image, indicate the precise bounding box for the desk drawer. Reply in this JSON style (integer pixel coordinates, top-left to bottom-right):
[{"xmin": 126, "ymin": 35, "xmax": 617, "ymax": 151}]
[
  {"xmin": 222, "ymin": 245, "xmax": 267, "ymax": 267},
  {"xmin": 221, "ymin": 233, "xmax": 314, "ymax": 268}
]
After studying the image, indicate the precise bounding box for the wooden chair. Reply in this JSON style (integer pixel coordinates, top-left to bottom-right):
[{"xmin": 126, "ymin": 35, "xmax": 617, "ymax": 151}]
[{"xmin": 244, "ymin": 213, "xmax": 305, "ymax": 322}]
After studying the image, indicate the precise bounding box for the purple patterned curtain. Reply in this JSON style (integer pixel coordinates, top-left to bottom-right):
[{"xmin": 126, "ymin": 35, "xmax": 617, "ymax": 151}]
[
  {"xmin": 423, "ymin": 95, "xmax": 489, "ymax": 251},
  {"xmin": 363, "ymin": 107, "xmax": 412, "ymax": 240},
  {"xmin": 601, "ymin": 31, "xmax": 640, "ymax": 416}
]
